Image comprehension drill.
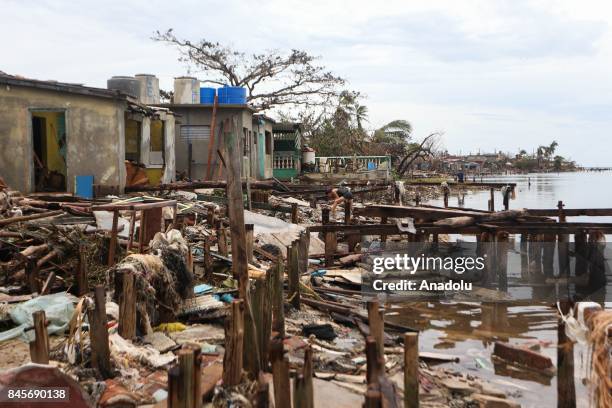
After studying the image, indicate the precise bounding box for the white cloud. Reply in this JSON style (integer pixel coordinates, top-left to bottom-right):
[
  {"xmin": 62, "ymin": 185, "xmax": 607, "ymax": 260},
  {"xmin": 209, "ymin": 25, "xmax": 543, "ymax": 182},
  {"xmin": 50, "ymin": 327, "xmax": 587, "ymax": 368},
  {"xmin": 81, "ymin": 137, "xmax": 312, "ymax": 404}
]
[{"xmin": 1, "ymin": 0, "xmax": 611, "ymax": 165}]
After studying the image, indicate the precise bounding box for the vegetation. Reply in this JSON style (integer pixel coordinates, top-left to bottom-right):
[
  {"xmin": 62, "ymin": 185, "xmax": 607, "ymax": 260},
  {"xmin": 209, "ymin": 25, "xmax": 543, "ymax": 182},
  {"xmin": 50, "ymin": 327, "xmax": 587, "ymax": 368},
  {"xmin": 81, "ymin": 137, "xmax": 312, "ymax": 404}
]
[{"xmin": 153, "ymin": 29, "xmax": 345, "ymax": 110}]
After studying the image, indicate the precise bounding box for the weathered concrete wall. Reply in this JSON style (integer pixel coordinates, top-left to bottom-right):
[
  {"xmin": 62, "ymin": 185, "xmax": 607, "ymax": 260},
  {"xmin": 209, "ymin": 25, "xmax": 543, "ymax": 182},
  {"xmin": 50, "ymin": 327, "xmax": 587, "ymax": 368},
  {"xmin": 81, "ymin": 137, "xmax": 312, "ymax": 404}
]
[
  {"xmin": 172, "ymin": 106, "xmax": 252, "ymax": 180},
  {"xmin": 0, "ymin": 85, "xmax": 126, "ymax": 193}
]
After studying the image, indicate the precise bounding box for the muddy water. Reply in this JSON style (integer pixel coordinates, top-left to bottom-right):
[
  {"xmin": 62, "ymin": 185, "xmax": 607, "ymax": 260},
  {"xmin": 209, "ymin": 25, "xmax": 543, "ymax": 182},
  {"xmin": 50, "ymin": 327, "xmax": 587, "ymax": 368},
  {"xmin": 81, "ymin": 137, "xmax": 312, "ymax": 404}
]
[{"xmin": 389, "ymin": 172, "xmax": 612, "ymax": 407}]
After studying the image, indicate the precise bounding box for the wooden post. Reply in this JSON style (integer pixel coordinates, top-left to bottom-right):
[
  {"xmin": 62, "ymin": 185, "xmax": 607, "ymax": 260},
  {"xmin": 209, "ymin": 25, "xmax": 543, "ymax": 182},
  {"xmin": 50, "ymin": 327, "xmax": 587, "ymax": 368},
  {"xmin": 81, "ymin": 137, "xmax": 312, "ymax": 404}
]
[
  {"xmin": 77, "ymin": 243, "xmax": 89, "ymax": 296},
  {"xmin": 218, "ymin": 225, "xmax": 229, "ymax": 257},
  {"xmin": 557, "ymin": 201, "xmax": 570, "ymax": 278},
  {"xmin": 542, "ymin": 234, "xmax": 555, "ymax": 279},
  {"xmin": 168, "ymin": 366, "xmax": 181, "ymax": 408},
  {"xmin": 193, "ymin": 348, "xmax": 202, "ymax": 408},
  {"xmin": 404, "ymin": 332, "xmax": 419, "ymax": 408},
  {"xmin": 25, "ymin": 257, "xmax": 40, "ymax": 294},
  {"xmin": 365, "ymin": 388, "xmax": 382, "ymax": 408},
  {"xmin": 302, "ymin": 345, "xmax": 314, "ymax": 408},
  {"xmin": 291, "ymin": 203, "xmax": 299, "ymax": 224},
  {"xmin": 557, "ymin": 306, "xmax": 576, "ymax": 408},
  {"xmin": 178, "ymin": 348, "xmax": 195, "ymax": 408},
  {"xmin": 344, "ymin": 199, "xmax": 351, "ymax": 225},
  {"xmin": 271, "ymin": 259, "xmax": 285, "ymax": 338},
  {"xmin": 205, "ymin": 94, "xmax": 218, "ymax": 180},
  {"xmin": 223, "ymin": 299, "xmax": 245, "ymax": 386},
  {"xmin": 365, "ymin": 336, "xmax": 381, "ymax": 386},
  {"xmin": 293, "ymin": 374, "xmax": 307, "ymax": 408},
  {"xmin": 270, "ymin": 337, "xmax": 291, "ymax": 408},
  {"xmin": 255, "ymin": 379, "xmax": 270, "ymax": 408},
  {"xmin": 324, "ymin": 231, "xmax": 337, "ymax": 267},
  {"xmin": 207, "ymin": 206, "xmax": 215, "ymax": 227},
  {"xmin": 30, "ymin": 310, "xmax": 49, "ymax": 364},
  {"xmin": 321, "ymin": 207, "xmax": 330, "ymax": 224},
  {"xmin": 108, "ymin": 210, "xmax": 119, "ymax": 266},
  {"xmin": 367, "ymin": 301, "xmax": 385, "ymax": 363},
  {"xmin": 520, "ymin": 233, "xmax": 529, "ymax": 279},
  {"xmin": 298, "ymin": 231, "xmax": 310, "ymax": 277},
  {"xmin": 127, "ymin": 210, "xmax": 136, "ymax": 252},
  {"xmin": 574, "ymin": 231, "xmax": 588, "ymax": 277},
  {"xmin": 204, "ymin": 236, "xmax": 213, "ymax": 279},
  {"xmin": 587, "ymin": 231, "xmax": 606, "ymax": 289},
  {"xmin": 88, "ymin": 285, "xmax": 111, "ymax": 378},
  {"xmin": 489, "ymin": 188, "xmax": 495, "ymax": 211},
  {"xmin": 496, "ymin": 232, "xmax": 509, "ymax": 291},
  {"xmin": 529, "ymin": 234, "xmax": 543, "ymax": 279},
  {"xmin": 245, "ymin": 224, "xmax": 254, "ymax": 263},
  {"xmin": 223, "ymin": 117, "xmax": 249, "ymax": 299},
  {"xmin": 252, "ymin": 272, "xmax": 272, "ymax": 370},
  {"xmin": 288, "ymin": 241, "xmax": 300, "ymax": 310},
  {"xmin": 481, "ymin": 232, "xmax": 495, "ymax": 285},
  {"xmin": 379, "ymin": 216, "xmax": 388, "ymax": 243},
  {"xmin": 118, "ymin": 271, "xmax": 136, "ymax": 340}
]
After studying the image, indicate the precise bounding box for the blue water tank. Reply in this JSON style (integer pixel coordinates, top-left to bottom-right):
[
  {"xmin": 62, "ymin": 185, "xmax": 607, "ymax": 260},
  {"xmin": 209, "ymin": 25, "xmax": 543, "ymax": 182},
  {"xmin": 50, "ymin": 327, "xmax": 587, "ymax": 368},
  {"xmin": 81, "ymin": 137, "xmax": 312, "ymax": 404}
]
[
  {"xmin": 200, "ymin": 87, "xmax": 216, "ymax": 104},
  {"xmin": 218, "ymin": 86, "xmax": 247, "ymax": 104}
]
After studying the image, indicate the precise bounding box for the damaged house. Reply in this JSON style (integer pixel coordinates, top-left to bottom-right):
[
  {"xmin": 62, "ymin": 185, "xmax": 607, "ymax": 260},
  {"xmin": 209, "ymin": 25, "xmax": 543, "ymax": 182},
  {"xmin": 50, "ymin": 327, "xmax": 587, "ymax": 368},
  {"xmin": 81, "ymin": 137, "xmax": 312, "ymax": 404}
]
[
  {"xmin": 0, "ymin": 73, "xmax": 176, "ymax": 196},
  {"xmin": 157, "ymin": 78, "xmax": 277, "ymax": 181}
]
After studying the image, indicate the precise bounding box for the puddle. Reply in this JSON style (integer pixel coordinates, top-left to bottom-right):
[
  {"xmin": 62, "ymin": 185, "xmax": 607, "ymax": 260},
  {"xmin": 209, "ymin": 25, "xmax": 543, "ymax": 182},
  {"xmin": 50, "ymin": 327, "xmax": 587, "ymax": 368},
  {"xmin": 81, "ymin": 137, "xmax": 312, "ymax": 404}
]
[{"xmin": 386, "ymin": 301, "xmax": 593, "ymax": 407}]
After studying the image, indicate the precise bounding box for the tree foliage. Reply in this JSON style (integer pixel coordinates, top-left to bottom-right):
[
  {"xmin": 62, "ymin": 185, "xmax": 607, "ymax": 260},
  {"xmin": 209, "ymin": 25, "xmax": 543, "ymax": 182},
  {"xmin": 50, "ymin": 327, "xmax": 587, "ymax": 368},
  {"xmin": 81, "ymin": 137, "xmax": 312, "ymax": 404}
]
[{"xmin": 153, "ymin": 29, "xmax": 345, "ymax": 110}]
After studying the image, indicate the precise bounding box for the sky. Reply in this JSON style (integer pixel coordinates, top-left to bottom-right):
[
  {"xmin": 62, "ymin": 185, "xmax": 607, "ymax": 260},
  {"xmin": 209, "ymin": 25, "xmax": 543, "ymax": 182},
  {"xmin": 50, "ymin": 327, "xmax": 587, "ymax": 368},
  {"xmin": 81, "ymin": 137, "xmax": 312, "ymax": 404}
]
[{"xmin": 2, "ymin": 0, "xmax": 612, "ymax": 166}]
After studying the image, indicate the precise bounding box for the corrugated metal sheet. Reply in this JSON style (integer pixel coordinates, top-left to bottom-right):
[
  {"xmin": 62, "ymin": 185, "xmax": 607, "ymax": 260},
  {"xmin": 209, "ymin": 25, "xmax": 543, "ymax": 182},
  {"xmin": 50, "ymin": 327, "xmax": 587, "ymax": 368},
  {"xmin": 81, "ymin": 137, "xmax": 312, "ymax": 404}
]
[{"xmin": 180, "ymin": 125, "xmax": 210, "ymax": 141}]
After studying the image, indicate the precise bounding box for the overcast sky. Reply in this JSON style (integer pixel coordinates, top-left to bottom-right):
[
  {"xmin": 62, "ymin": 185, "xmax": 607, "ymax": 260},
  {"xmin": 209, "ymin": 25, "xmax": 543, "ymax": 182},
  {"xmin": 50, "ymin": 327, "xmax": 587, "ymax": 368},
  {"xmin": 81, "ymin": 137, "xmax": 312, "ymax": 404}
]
[{"xmin": 2, "ymin": 0, "xmax": 612, "ymax": 166}]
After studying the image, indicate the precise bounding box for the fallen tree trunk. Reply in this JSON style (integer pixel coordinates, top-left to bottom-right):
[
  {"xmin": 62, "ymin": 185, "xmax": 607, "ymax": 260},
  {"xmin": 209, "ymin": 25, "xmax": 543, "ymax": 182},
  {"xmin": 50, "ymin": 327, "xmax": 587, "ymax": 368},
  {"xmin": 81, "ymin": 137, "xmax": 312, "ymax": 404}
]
[{"xmin": 433, "ymin": 209, "xmax": 529, "ymax": 227}]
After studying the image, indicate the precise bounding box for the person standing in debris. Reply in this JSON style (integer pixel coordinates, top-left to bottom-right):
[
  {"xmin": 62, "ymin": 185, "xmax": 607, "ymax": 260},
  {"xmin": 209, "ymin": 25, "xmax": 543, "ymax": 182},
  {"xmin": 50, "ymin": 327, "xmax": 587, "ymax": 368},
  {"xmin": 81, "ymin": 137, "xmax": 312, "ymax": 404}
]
[{"xmin": 327, "ymin": 186, "xmax": 353, "ymax": 217}]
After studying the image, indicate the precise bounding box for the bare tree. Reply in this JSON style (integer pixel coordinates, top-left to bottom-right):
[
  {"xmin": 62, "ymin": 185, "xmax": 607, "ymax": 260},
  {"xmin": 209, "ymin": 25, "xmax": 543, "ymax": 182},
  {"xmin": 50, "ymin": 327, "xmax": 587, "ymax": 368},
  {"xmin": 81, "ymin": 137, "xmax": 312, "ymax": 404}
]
[
  {"xmin": 396, "ymin": 132, "xmax": 442, "ymax": 176},
  {"xmin": 153, "ymin": 29, "xmax": 345, "ymax": 110}
]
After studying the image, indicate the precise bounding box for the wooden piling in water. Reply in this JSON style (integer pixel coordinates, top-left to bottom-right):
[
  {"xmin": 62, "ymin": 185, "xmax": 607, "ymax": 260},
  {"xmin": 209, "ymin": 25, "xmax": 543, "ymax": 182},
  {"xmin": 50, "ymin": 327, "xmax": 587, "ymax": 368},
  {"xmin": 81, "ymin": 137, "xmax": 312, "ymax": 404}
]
[
  {"xmin": 557, "ymin": 304, "xmax": 576, "ymax": 408},
  {"xmin": 574, "ymin": 230, "xmax": 588, "ymax": 277},
  {"xmin": 496, "ymin": 231, "xmax": 509, "ymax": 291},
  {"xmin": 557, "ymin": 201, "xmax": 570, "ymax": 278}
]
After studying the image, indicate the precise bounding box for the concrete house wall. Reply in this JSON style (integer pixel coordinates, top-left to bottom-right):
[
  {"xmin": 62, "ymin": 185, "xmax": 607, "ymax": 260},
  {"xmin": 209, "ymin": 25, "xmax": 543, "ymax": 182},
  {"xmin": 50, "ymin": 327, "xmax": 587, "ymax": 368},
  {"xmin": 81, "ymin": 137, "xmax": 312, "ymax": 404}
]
[{"xmin": 0, "ymin": 83, "xmax": 127, "ymax": 193}]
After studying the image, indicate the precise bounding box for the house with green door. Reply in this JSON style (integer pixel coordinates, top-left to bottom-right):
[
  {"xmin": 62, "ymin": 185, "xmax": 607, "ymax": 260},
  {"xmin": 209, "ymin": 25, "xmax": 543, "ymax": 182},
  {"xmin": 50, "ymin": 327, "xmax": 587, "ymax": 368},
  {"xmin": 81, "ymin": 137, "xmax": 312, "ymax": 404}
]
[{"xmin": 272, "ymin": 122, "xmax": 302, "ymax": 180}]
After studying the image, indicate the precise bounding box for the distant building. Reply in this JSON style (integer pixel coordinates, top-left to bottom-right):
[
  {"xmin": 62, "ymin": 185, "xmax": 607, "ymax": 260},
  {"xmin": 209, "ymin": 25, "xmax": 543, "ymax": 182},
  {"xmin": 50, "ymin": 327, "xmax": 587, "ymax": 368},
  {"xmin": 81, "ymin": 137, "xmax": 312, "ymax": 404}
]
[{"xmin": 0, "ymin": 73, "xmax": 176, "ymax": 195}]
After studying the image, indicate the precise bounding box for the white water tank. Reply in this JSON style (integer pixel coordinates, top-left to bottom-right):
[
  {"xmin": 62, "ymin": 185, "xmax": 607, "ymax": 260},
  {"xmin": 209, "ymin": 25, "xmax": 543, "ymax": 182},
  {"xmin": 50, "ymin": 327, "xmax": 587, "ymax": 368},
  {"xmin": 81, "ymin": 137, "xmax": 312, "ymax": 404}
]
[
  {"xmin": 303, "ymin": 148, "xmax": 316, "ymax": 164},
  {"xmin": 174, "ymin": 76, "xmax": 200, "ymax": 104},
  {"xmin": 107, "ymin": 76, "xmax": 141, "ymax": 98},
  {"xmin": 135, "ymin": 74, "xmax": 160, "ymax": 104}
]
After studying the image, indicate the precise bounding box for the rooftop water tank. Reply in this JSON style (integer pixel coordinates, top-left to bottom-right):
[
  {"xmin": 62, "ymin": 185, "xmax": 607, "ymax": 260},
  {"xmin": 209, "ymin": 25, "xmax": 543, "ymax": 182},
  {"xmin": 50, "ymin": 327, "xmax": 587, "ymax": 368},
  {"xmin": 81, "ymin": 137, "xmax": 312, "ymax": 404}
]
[
  {"xmin": 200, "ymin": 87, "xmax": 216, "ymax": 104},
  {"xmin": 174, "ymin": 76, "xmax": 200, "ymax": 104},
  {"xmin": 217, "ymin": 86, "xmax": 246, "ymax": 104},
  {"xmin": 135, "ymin": 74, "xmax": 160, "ymax": 104},
  {"xmin": 107, "ymin": 76, "xmax": 141, "ymax": 98}
]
